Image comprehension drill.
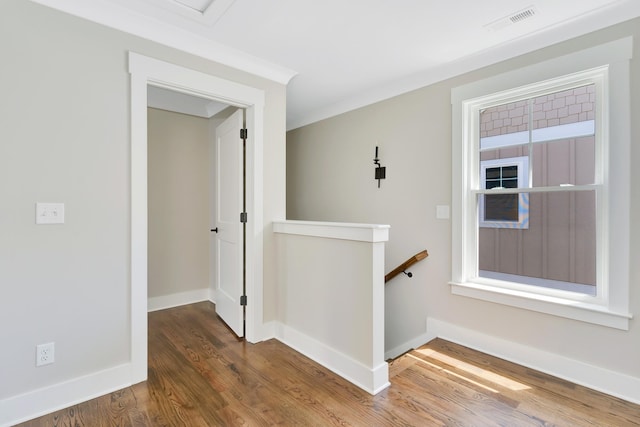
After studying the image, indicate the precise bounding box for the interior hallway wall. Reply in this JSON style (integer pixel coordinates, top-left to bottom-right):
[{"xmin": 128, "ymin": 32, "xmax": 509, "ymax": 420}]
[
  {"xmin": 0, "ymin": 0, "xmax": 286, "ymax": 414},
  {"xmin": 287, "ymin": 17, "xmax": 640, "ymax": 384},
  {"xmin": 148, "ymin": 108, "xmax": 210, "ymax": 301}
]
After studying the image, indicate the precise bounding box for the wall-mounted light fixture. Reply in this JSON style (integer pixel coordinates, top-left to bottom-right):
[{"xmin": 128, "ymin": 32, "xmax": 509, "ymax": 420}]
[{"xmin": 374, "ymin": 146, "xmax": 386, "ymax": 188}]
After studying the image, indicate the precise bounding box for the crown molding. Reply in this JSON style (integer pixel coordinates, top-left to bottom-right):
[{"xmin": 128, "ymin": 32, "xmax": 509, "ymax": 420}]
[
  {"xmin": 286, "ymin": 1, "xmax": 640, "ymax": 130},
  {"xmin": 29, "ymin": 0, "xmax": 297, "ymax": 85}
]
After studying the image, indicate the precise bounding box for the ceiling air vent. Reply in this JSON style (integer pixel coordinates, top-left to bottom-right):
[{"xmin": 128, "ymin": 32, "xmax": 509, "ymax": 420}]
[
  {"xmin": 510, "ymin": 7, "xmax": 536, "ymax": 23},
  {"xmin": 485, "ymin": 5, "xmax": 539, "ymax": 32}
]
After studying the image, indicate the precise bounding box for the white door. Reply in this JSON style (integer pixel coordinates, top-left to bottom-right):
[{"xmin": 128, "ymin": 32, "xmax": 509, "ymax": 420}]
[{"xmin": 213, "ymin": 109, "xmax": 245, "ymax": 337}]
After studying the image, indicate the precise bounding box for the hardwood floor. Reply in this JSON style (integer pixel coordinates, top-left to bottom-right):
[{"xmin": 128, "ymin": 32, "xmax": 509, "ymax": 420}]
[{"xmin": 18, "ymin": 302, "xmax": 640, "ymax": 426}]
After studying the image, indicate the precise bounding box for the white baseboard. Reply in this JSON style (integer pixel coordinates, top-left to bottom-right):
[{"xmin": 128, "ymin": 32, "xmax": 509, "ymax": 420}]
[
  {"xmin": 384, "ymin": 331, "xmax": 437, "ymax": 361},
  {"xmin": 0, "ymin": 363, "xmax": 131, "ymax": 427},
  {"xmin": 259, "ymin": 320, "xmax": 277, "ymax": 342},
  {"xmin": 147, "ymin": 288, "xmax": 212, "ymax": 312},
  {"xmin": 427, "ymin": 317, "xmax": 640, "ymax": 405},
  {"xmin": 273, "ymin": 322, "xmax": 390, "ymax": 395}
]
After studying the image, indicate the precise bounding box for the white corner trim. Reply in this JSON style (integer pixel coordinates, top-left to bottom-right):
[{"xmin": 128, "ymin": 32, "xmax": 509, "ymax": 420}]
[
  {"xmin": 427, "ymin": 317, "xmax": 640, "ymax": 405},
  {"xmin": 129, "ymin": 52, "xmax": 266, "ymax": 109},
  {"xmin": 274, "ymin": 322, "xmax": 390, "ymax": 395},
  {"xmin": 0, "ymin": 363, "xmax": 131, "ymax": 427},
  {"xmin": 258, "ymin": 320, "xmax": 278, "ymax": 342},
  {"xmin": 273, "ymin": 220, "xmax": 390, "ymax": 243},
  {"xmin": 451, "ymin": 281, "xmax": 631, "ymax": 330},
  {"xmin": 30, "ymin": 0, "xmax": 297, "ymax": 85},
  {"xmin": 147, "ymin": 288, "xmax": 212, "ymax": 312},
  {"xmin": 384, "ymin": 331, "xmax": 437, "ymax": 361}
]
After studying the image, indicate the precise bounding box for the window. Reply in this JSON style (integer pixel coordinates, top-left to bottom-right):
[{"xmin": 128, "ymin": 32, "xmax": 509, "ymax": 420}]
[
  {"xmin": 479, "ymin": 156, "xmax": 529, "ymax": 228},
  {"xmin": 450, "ymin": 38, "xmax": 632, "ymax": 330}
]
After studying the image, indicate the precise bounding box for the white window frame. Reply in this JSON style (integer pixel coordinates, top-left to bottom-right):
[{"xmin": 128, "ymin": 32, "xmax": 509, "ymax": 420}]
[
  {"xmin": 479, "ymin": 156, "xmax": 529, "ymax": 229},
  {"xmin": 450, "ymin": 38, "xmax": 632, "ymax": 330}
]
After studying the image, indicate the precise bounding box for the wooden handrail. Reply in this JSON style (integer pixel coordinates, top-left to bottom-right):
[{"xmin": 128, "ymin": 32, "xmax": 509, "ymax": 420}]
[{"xmin": 385, "ymin": 250, "xmax": 429, "ymax": 283}]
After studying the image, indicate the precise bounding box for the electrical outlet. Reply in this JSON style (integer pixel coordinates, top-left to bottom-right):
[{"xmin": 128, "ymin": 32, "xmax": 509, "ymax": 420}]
[
  {"xmin": 36, "ymin": 342, "xmax": 55, "ymax": 367},
  {"xmin": 36, "ymin": 203, "xmax": 65, "ymax": 224}
]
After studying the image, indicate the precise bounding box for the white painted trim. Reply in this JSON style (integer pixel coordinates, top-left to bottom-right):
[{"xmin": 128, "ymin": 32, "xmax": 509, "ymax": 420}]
[
  {"xmin": 479, "ymin": 270, "xmax": 596, "ymax": 295},
  {"xmin": 130, "ymin": 69, "xmax": 148, "ymax": 385},
  {"xmin": 451, "ymin": 38, "xmax": 633, "ymax": 329},
  {"xmin": 129, "ymin": 0, "xmax": 236, "ymax": 26},
  {"xmin": 286, "ymin": 6, "xmax": 640, "ymax": 130},
  {"xmin": 30, "ymin": 0, "xmax": 297, "ymax": 85},
  {"xmin": 451, "ymin": 38, "xmax": 632, "ymax": 105},
  {"xmin": 129, "ymin": 52, "xmax": 267, "ymax": 385},
  {"xmin": 273, "ymin": 220, "xmax": 390, "ymax": 243},
  {"xmin": 427, "ymin": 318, "xmax": 640, "ymax": 405},
  {"xmin": 259, "ymin": 320, "xmax": 278, "ymax": 341},
  {"xmin": 384, "ymin": 331, "xmax": 437, "ymax": 361},
  {"xmin": 0, "ymin": 364, "xmax": 131, "ymax": 427},
  {"xmin": 274, "ymin": 322, "xmax": 390, "ymax": 395},
  {"xmin": 451, "ymin": 281, "xmax": 630, "ymax": 330},
  {"xmin": 244, "ymin": 104, "xmax": 266, "ymax": 344},
  {"xmin": 147, "ymin": 288, "xmax": 212, "ymax": 312},
  {"xmin": 26, "ymin": 0, "xmax": 639, "ymax": 131}
]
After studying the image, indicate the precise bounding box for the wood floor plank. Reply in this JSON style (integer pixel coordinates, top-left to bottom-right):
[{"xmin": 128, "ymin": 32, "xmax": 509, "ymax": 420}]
[{"xmin": 17, "ymin": 302, "xmax": 640, "ymax": 426}]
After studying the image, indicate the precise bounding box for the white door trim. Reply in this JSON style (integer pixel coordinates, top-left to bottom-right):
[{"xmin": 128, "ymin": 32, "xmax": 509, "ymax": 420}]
[{"xmin": 128, "ymin": 52, "xmax": 265, "ymax": 383}]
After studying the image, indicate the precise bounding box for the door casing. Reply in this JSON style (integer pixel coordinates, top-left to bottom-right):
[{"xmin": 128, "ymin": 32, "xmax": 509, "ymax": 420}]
[{"xmin": 128, "ymin": 52, "xmax": 265, "ymax": 383}]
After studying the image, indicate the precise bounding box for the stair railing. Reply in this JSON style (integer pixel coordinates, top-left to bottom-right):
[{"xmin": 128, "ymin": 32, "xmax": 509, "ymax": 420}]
[{"xmin": 385, "ymin": 250, "xmax": 429, "ymax": 283}]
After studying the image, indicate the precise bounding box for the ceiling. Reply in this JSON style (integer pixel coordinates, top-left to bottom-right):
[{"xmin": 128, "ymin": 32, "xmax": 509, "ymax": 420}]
[
  {"xmin": 147, "ymin": 85, "xmax": 230, "ymax": 118},
  {"xmin": 31, "ymin": 0, "xmax": 640, "ymax": 129}
]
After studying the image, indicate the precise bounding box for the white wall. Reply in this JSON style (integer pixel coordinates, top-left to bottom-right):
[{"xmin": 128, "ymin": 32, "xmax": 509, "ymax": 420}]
[
  {"xmin": 287, "ymin": 84, "xmax": 452, "ymax": 355},
  {"xmin": 0, "ymin": 1, "xmax": 286, "ymax": 423},
  {"xmin": 287, "ymin": 18, "xmax": 640, "ymax": 399},
  {"xmin": 148, "ymin": 108, "xmax": 210, "ymax": 304}
]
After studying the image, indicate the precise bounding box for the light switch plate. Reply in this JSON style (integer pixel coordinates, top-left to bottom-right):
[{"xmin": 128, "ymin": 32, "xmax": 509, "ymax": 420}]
[
  {"xmin": 436, "ymin": 205, "xmax": 450, "ymax": 219},
  {"xmin": 36, "ymin": 203, "xmax": 65, "ymax": 224}
]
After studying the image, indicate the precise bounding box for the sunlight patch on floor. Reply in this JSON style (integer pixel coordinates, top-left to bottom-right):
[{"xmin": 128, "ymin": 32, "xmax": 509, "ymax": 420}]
[
  {"xmin": 407, "ymin": 353, "xmax": 500, "ymax": 393},
  {"xmin": 414, "ymin": 349, "xmax": 531, "ymax": 391}
]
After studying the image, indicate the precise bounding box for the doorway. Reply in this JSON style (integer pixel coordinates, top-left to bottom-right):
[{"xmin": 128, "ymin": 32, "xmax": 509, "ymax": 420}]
[
  {"xmin": 147, "ymin": 98, "xmax": 246, "ymax": 337},
  {"xmin": 129, "ymin": 52, "xmax": 266, "ymax": 384}
]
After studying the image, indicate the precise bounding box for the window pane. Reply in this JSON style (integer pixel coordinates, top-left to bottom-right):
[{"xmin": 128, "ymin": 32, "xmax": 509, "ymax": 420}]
[
  {"xmin": 486, "ymin": 167, "xmax": 501, "ymax": 180},
  {"xmin": 478, "ymin": 190, "xmax": 596, "ymax": 295},
  {"xmin": 502, "ymin": 166, "xmax": 517, "ymax": 178},
  {"xmin": 532, "ymin": 85, "xmax": 595, "ymax": 131},
  {"xmin": 479, "ymin": 155, "xmax": 529, "ymax": 229},
  {"xmin": 502, "ymin": 179, "xmax": 518, "ymax": 188},
  {"xmin": 531, "ymin": 136, "xmax": 595, "ymax": 187},
  {"xmin": 480, "ymin": 146, "xmax": 528, "ymax": 163},
  {"xmin": 530, "ymin": 84, "xmax": 596, "ymax": 187},
  {"xmin": 480, "ymin": 101, "xmax": 529, "ymax": 150},
  {"xmin": 485, "ymin": 194, "xmax": 519, "ymax": 221}
]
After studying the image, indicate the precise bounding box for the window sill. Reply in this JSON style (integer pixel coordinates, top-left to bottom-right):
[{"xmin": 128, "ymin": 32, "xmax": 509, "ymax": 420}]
[{"xmin": 450, "ymin": 281, "xmax": 631, "ymax": 330}]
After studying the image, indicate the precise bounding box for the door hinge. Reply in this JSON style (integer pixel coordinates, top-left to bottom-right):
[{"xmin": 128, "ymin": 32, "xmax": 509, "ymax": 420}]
[
  {"xmin": 240, "ymin": 128, "xmax": 248, "ymax": 139},
  {"xmin": 240, "ymin": 212, "xmax": 248, "ymax": 223},
  {"xmin": 240, "ymin": 295, "xmax": 247, "ymax": 306}
]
